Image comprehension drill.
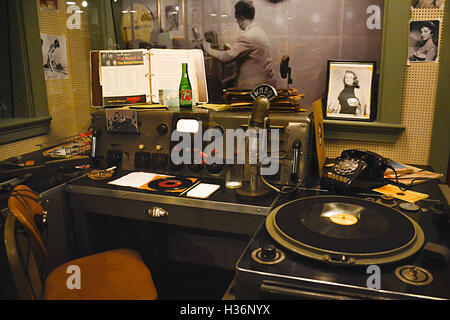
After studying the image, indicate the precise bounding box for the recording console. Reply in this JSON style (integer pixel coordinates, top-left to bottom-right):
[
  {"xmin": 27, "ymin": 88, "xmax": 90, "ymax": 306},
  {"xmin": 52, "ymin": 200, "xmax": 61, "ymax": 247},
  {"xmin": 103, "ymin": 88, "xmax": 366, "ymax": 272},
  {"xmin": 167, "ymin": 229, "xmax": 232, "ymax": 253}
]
[{"xmin": 90, "ymin": 109, "xmax": 314, "ymax": 186}]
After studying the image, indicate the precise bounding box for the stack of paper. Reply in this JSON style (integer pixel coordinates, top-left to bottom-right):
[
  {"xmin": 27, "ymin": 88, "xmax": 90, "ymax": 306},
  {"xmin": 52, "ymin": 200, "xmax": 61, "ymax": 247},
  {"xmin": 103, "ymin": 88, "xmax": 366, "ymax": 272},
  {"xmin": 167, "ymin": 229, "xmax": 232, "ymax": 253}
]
[
  {"xmin": 384, "ymin": 163, "xmax": 443, "ymax": 185},
  {"xmin": 222, "ymin": 88, "xmax": 305, "ymax": 112},
  {"xmin": 108, "ymin": 172, "xmax": 171, "ymax": 188}
]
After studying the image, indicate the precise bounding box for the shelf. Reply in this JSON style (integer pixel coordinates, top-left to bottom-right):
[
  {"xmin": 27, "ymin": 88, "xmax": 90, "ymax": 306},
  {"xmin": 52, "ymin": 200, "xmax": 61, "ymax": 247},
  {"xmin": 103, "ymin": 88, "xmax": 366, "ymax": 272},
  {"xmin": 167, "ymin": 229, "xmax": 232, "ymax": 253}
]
[{"xmin": 323, "ymin": 120, "xmax": 405, "ymax": 143}]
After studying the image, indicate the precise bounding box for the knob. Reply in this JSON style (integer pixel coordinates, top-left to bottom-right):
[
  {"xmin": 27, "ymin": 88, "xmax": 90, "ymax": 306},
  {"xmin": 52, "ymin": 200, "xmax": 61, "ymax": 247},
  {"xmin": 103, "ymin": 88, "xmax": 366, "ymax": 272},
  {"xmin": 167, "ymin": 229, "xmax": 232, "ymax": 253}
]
[
  {"xmin": 380, "ymin": 195, "xmax": 394, "ymax": 203},
  {"xmin": 260, "ymin": 244, "xmax": 277, "ymax": 261},
  {"xmin": 206, "ymin": 163, "xmax": 224, "ymax": 174},
  {"xmin": 148, "ymin": 207, "xmax": 168, "ymax": 218},
  {"xmin": 399, "ymin": 202, "xmax": 420, "ymax": 213},
  {"xmin": 156, "ymin": 123, "xmax": 168, "ymax": 136},
  {"xmin": 377, "ymin": 194, "xmax": 397, "ymax": 207}
]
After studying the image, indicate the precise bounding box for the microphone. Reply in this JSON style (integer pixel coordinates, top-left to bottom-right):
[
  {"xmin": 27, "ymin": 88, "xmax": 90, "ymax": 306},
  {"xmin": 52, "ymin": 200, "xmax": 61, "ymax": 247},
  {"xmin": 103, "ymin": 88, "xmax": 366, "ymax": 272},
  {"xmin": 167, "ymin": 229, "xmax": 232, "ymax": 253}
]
[
  {"xmin": 248, "ymin": 96, "xmax": 270, "ymax": 192},
  {"xmin": 236, "ymin": 84, "xmax": 277, "ymax": 200},
  {"xmin": 249, "ymin": 96, "xmax": 270, "ymax": 128}
]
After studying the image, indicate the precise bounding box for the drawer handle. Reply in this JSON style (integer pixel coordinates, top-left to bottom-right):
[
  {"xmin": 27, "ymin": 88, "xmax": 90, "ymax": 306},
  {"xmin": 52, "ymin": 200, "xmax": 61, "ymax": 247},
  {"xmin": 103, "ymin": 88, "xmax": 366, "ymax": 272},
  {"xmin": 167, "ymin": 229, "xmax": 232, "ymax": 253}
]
[{"xmin": 148, "ymin": 207, "xmax": 168, "ymax": 218}]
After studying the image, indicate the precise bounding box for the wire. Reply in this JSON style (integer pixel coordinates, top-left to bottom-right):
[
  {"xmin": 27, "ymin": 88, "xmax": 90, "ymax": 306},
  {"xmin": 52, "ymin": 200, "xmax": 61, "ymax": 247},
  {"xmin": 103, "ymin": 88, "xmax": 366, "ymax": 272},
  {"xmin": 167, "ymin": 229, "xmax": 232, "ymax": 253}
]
[
  {"xmin": 260, "ymin": 167, "xmax": 307, "ymax": 195},
  {"xmin": 385, "ymin": 163, "xmax": 409, "ymax": 191},
  {"xmin": 384, "ymin": 163, "xmax": 442, "ymax": 190}
]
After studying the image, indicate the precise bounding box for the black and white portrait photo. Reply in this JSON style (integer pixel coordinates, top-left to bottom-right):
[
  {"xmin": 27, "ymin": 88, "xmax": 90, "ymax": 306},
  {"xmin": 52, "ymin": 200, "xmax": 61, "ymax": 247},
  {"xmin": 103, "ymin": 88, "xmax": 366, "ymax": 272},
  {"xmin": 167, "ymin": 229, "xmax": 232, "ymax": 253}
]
[
  {"xmin": 411, "ymin": 0, "xmax": 444, "ymax": 9},
  {"xmin": 105, "ymin": 109, "xmax": 139, "ymax": 133},
  {"xmin": 119, "ymin": 0, "xmax": 384, "ymax": 105},
  {"xmin": 408, "ymin": 20, "xmax": 440, "ymax": 63},
  {"xmin": 326, "ymin": 61, "xmax": 375, "ymax": 121},
  {"xmin": 41, "ymin": 33, "xmax": 68, "ymax": 80},
  {"xmin": 160, "ymin": 0, "xmax": 184, "ymax": 38},
  {"xmin": 39, "ymin": 0, "xmax": 58, "ymax": 11}
]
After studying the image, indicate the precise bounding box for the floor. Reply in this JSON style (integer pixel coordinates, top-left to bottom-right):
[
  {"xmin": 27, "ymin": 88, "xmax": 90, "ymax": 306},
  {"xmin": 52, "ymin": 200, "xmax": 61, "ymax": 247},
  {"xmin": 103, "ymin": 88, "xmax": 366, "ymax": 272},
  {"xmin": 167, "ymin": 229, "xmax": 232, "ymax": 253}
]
[{"xmin": 151, "ymin": 260, "xmax": 236, "ymax": 300}]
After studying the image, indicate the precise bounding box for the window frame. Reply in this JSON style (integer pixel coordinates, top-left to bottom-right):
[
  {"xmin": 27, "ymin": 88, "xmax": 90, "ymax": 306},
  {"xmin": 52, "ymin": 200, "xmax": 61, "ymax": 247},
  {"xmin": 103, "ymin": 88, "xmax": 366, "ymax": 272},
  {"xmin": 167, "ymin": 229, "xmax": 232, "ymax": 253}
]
[{"xmin": 0, "ymin": 0, "xmax": 51, "ymax": 146}]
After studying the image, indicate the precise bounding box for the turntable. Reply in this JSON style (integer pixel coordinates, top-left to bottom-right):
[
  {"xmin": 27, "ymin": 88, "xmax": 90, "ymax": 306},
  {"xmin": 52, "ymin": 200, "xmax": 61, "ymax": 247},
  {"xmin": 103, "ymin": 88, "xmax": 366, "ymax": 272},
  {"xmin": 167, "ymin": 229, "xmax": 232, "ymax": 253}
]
[
  {"xmin": 265, "ymin": 195, "xmax": 424, "ymax": 266},
  {"xmin": 235, "ymin": 184, "xmax": 450, "ymax": 300}
]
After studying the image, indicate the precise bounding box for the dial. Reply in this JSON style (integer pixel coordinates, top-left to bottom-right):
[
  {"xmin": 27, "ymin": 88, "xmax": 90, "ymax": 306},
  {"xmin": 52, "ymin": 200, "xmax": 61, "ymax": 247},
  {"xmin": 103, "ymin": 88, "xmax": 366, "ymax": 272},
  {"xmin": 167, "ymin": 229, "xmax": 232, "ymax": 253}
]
[
  {"xmin": 334, "ymin": 159, "xmax": 360, "ymax": 175},
  {"xmin": 156, "ymin": 123, "xmax": 168, "ymax": 136}
]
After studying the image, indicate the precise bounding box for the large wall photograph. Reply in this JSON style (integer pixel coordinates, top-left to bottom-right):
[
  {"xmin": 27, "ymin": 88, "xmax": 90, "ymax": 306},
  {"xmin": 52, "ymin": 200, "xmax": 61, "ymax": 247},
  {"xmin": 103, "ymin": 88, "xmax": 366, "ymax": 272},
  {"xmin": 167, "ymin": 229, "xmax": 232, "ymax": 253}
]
[{"xmin": 112, "ymin": 0, "xmax": 384, "ymax": 105}]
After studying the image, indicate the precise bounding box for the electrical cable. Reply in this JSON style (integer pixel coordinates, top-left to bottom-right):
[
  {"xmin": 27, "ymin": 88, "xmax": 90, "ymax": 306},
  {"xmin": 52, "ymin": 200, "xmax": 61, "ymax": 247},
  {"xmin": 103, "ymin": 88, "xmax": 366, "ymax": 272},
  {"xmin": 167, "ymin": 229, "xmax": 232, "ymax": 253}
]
[
  {"xmin": 384, "ymin": 162, "xmax": 442, "ymax": 191},
  {"xmin": 260, "ymin": 165, "xmax": 307, "ymax": 195}
]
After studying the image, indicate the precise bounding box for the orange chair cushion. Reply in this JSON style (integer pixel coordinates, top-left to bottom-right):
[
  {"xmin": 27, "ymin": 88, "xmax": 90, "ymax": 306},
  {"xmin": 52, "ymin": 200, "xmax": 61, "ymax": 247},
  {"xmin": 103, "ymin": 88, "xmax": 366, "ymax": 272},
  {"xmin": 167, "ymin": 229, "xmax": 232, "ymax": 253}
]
[{"xmin": 44, "ymin": 249, "xmax": 157, "ymax": 300}]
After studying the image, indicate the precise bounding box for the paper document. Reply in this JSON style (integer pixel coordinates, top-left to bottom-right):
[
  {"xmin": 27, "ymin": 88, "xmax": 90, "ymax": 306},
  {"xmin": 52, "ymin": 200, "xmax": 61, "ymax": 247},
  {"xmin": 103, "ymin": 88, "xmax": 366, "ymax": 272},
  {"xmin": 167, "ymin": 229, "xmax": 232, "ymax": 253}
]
[
  {"xmin": 149, "ymin": 49, "xmax": 207, "ymax": 104},
  {"xmin": 108, "ymin": 172, "xmax": 171, "ymax": 188},
  {"xmin": 99, "ymin": 49, "xmax": 151, "ymax": 105}
]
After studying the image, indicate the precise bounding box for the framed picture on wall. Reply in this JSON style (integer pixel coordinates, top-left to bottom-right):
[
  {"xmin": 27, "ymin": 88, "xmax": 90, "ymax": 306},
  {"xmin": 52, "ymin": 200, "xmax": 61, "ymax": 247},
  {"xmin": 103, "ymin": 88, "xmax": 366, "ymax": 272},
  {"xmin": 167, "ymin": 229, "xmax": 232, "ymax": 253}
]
[
  {"xmin": 411, "ymin": 0, "xmax": 444, "ymax": 10},
  {"xmin": 121, "ymin": 3, "xmax": 156, "ymax": 49},
  {"xmin": 39, "ymin": 0, "xmax": 58, "ymax": 11},
  {"xmin": 324, "ymin": 61, "xmax": 376, "ymax": 121},
  {"xmin": 159, "ymin": 0, "xmax": 184, "ymax": 39},
  {"xmin": 408, "ymin": 20, "xmax": 441, "ymax": 63}
]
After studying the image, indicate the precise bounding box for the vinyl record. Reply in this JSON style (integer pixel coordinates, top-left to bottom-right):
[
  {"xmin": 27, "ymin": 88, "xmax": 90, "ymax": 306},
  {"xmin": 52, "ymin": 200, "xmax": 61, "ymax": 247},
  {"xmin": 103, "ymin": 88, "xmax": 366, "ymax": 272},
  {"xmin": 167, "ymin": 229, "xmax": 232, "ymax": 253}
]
[
  {"xmin": 299, "ymin": 201, "xmax": 390, "ymax": 241},
  {"xmin": 147, "ymin": 177, "xmax": 195, "ymax": 191},
  {"xmin": 266, "ymin": 196, "xmax": 425, "ymax": 265}
]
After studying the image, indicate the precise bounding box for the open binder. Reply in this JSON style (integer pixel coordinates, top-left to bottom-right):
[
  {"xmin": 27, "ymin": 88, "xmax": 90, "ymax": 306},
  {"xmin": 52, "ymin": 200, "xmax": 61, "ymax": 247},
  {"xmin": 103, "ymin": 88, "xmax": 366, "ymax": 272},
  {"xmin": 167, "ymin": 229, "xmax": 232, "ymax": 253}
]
[{"xmin": 90, "ymin": 48, "xmax": 208, "ymax": 107}]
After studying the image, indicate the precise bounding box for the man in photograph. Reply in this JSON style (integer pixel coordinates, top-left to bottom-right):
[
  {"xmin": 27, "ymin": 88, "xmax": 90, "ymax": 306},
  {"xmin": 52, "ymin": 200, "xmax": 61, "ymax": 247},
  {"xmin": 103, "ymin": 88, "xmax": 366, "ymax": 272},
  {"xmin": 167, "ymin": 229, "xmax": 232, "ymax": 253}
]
[
  {"xmin": 165, "ymin": 5, "xmax": 179, "ymax": 32},
  {"xmin": 201, "ymin": 0, "xmax": 276, "ymax": 89}
]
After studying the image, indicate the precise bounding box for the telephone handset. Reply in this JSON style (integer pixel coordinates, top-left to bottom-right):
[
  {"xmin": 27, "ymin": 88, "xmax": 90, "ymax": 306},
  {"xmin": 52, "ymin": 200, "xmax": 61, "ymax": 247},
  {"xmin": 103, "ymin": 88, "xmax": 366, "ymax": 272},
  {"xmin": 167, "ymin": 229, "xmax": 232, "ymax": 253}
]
[{"xmin": 321, "ymin": 149, "xmax": 388, "ymax": 191}]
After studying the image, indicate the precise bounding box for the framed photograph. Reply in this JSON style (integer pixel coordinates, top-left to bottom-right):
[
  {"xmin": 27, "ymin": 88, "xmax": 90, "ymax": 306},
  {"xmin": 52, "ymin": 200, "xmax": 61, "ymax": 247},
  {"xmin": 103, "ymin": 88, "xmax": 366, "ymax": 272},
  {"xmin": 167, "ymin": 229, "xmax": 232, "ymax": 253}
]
[
  {"xmin": 159, "ymin": 0, "xmax": 185, "ymax": 39},
  {"xmin": 110, "ymin": 0, "xmax": 385, "ymax": 105},
  {"xmin": 411, "ymin": 0, "xmax": 444, "ymax": 10},
  {"xmin": 41, "ymin": 33, "xmax": 68, "ymax": 80},
  {"xmin": 39, "ymin": 0, "xmax": 58, "ymax": 11},
  {"xmin": 105, "ymin": 109, "xmax": 139, "ymax": 134},
  {"xmin": 408, "ymin": 20, "xmax": 440, "ymax": 63},
  {"xmin": 325, "ymin": 61, "xmax": 376, "ymax": 121},
  {"xmin": 120, "ymin": 3, "xmax": 156, "ymax": 49}
]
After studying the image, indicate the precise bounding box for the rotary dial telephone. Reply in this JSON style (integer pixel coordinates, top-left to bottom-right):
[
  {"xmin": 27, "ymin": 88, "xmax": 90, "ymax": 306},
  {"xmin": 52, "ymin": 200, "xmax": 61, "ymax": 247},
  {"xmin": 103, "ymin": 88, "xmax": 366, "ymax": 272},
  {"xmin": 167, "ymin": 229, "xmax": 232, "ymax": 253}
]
[{"xmin": 321, "ymin": 149, "xmax": 388, "ymax": 191}]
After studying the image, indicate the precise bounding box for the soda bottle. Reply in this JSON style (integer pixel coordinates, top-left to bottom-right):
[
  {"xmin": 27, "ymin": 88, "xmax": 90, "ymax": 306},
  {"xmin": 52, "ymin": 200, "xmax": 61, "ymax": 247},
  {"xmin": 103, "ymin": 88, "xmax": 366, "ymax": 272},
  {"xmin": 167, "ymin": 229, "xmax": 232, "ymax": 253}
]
[{"xmin": 179, "ymin": 63, "xmax": 193, "ymax": 109}]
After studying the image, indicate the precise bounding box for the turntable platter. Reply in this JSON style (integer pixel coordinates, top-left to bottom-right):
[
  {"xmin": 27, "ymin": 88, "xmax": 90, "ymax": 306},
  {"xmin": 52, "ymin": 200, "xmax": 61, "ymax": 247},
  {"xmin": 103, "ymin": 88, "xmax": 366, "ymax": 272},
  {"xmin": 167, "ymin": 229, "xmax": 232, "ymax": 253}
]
[{"xmin": 266, "ymin": 196, "xmax": 424, "ymax": 265}]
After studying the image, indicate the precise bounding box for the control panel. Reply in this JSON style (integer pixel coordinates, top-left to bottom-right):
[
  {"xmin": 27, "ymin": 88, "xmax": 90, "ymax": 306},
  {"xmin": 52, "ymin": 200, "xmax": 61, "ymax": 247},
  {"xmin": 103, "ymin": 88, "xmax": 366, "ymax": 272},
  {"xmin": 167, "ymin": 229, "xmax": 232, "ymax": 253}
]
[{"xmin": 91, "ymin": 109, "xmax": 314, "ymax": 186}]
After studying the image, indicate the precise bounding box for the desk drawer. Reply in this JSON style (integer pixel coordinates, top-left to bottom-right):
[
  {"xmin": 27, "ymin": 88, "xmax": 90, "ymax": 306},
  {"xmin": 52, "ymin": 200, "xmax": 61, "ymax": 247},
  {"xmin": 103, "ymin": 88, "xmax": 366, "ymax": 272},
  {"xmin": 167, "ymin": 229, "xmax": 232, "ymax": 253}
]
[{"xmin": 68, "ymin": 192, "xmax": 264, "ymax": 236}]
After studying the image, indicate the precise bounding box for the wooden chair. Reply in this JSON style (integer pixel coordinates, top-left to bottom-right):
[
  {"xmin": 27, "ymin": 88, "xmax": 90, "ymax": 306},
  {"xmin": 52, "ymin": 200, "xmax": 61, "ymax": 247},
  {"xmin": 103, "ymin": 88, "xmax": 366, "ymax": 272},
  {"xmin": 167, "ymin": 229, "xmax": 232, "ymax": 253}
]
[{"xmin": 4, "ymin": 185, "xmax": 158, "ymax": 300}]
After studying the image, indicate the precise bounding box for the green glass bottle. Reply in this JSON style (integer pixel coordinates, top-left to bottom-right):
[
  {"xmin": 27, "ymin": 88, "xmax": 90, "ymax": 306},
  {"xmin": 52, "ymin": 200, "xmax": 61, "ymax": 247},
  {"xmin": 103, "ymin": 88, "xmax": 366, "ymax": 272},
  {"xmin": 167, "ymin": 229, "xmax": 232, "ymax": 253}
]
[{"xmin": 179, "ymin": 63, "xmax": 193, "ymax": 109}]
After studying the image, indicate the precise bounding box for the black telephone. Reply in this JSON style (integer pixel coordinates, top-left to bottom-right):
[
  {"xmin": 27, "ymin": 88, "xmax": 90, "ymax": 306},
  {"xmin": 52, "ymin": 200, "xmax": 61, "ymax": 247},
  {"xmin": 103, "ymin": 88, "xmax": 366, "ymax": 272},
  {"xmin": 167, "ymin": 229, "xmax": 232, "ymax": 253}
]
[{"xmin": 320, "ymin": 149, "xmax": 389, "ymax": 192}]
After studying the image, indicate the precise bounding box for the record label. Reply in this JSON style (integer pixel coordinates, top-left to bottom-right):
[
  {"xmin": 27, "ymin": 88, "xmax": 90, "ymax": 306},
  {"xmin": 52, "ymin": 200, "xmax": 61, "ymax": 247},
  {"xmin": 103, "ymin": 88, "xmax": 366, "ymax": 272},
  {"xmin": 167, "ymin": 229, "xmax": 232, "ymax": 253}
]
[
  {"xmin": 329, "ymin": 213, "xmax": 358, "ymax": 226},
  {"xmin": 158, "ymin": 179, "xmax": 183, "ymax": 188},
  {"xmin": 139, "ymin": 175, "xmax": 199, "ymax": 194}
]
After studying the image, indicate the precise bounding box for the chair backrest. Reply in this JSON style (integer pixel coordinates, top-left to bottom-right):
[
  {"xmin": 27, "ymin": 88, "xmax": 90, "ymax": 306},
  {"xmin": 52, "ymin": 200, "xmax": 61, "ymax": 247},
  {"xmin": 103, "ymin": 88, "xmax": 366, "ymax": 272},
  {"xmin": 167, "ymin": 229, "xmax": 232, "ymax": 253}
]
[
  {"xmin": 8, "ymin": 185, "xmax": 48, "ymax": 258},
  {"xmin": 4, "ymin": 185, "xmax": 48, "ymax": 299},
  {"xmin": 4, "ymin": 214, "xmax": 45, "ymax": 299}
]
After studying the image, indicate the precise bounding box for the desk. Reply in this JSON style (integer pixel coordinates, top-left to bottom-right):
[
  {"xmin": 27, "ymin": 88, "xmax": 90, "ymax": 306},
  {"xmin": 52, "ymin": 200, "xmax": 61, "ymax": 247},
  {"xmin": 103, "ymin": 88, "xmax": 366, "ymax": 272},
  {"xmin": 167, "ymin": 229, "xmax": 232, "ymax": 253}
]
[{"xmin": 65, "ymin": 170, "xmax": 280, "ymax": 269}]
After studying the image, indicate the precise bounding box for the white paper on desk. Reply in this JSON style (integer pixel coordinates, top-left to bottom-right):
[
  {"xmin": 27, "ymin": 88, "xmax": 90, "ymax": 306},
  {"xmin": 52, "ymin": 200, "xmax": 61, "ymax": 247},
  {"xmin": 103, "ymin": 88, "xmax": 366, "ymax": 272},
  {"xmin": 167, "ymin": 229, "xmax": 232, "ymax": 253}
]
[
  {"xmin": 148, "ymin": 49, "xmax": 207, "ymax": 104},
  {"xmin": 186, "ymin": 183, "xmax": 220, "ymax": 199},
  {"xmin": 108, "ymin": 172, "xmax": 171, "ymax": 188}
]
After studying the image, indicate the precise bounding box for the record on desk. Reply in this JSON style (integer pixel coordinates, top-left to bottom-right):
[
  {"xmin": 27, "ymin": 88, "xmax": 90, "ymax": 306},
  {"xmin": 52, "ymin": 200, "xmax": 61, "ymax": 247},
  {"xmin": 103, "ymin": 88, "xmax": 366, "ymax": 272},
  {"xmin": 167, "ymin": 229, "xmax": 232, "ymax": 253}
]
[
  {"xmin": 266, "ymin": 196, "xmax": 424, "ymax": 265},
  {"xmin": 140, "ymin": 175, "xmax": 199, "ymax": 194}
]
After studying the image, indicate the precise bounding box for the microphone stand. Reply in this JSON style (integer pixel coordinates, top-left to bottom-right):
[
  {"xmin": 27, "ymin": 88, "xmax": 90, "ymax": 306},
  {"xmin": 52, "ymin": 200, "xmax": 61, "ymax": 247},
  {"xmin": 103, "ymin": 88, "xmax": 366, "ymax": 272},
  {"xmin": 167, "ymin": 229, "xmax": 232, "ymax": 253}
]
[{"xmin": 236, "ymin": 91, "xmax": 275, "ymax": 201}]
